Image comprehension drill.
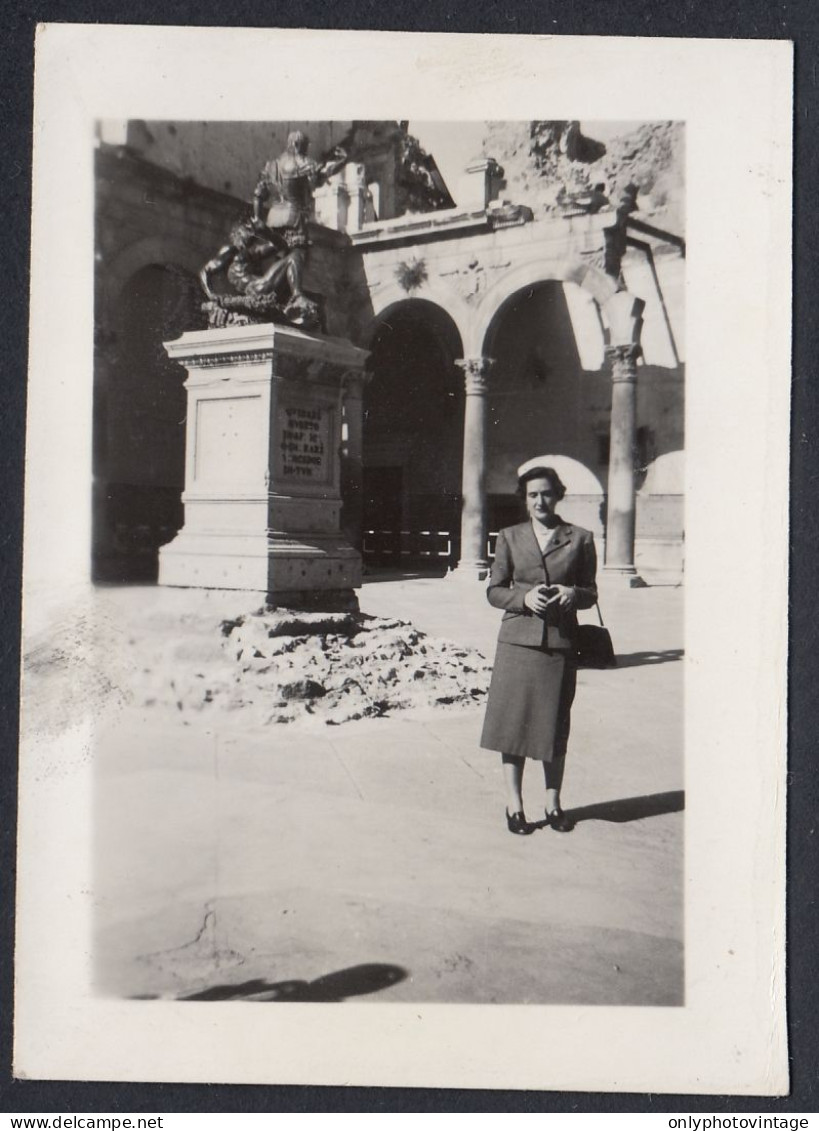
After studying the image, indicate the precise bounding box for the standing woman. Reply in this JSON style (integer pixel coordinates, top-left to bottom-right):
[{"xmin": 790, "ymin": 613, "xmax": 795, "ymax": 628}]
[{"xmin": 480, "ymin": 463, "xmax": 598, "ymax": 834}]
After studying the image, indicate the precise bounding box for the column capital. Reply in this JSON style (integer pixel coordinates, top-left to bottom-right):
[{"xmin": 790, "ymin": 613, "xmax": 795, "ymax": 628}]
[
  {"xmin": 605, "ymin": 343, "xmax": 641, "ymax": 383},
  {"xmin": 456, "ymin": 356, "xmax": 495, "ymax": 394}
]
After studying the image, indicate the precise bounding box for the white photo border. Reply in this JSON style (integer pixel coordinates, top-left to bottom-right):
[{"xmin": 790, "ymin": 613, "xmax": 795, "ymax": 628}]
[{"xmin": 16, "ymin": 25, "xmax": 791, "ymax": 1094}]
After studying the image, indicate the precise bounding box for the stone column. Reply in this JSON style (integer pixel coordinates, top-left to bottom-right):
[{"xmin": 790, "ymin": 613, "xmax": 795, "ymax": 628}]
[
  {"xmin": 339, "ymin": 371, "xmax": 366, "ymax": 551},
  {"xmin": 451, "ymin": 357, "xmax": 494, "ymax": 580},
  {"xmin": 602, "ymin": 289, "xmax": 646, "ymax": 585},
  {"xmin": 604, "ymin": 343, "xmax": 645, "ymax": 584}
]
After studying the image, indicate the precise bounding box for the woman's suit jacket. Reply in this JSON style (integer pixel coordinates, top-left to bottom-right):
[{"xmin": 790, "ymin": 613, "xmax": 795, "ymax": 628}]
[{"xmin": 487, "ymin": 519, "xmax": 598, "ymax": 649}]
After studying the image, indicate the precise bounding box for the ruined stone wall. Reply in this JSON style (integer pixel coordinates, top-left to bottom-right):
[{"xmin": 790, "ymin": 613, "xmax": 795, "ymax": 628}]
[{"xmin": 481, "ymin": 120, "xmax": 685, "ymax": 235}]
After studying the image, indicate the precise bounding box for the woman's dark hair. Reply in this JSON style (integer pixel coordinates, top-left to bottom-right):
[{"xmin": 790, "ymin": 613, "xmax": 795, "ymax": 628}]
[{"xmin": 516, "ymin": 465, "xmax": 567, "ymax": 501}]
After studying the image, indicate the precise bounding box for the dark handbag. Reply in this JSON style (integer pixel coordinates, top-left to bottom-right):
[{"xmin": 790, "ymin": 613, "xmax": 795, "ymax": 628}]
[{"xmin": 575, "ymin": 603, "xmax": 616, "ymax": 668}]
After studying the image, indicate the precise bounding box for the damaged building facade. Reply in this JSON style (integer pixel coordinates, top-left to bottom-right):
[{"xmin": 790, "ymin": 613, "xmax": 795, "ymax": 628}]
[{"xmin": 93, "ymin": 119, "xmax": 685, "ymax": 586}]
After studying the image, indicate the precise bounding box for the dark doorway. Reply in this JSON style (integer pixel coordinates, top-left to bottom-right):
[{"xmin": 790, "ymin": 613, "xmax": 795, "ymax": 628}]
[
  {"xmin": 363, "ymin": 300, "xmax": 463, "ymax": 571},
  {"xmin": 362, "ymin": 466, "xmax": 403, "ymax": 566}
]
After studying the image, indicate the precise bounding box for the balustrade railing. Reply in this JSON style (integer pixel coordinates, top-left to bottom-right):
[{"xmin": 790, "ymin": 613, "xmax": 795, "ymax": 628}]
[{"xmin": 361, "ymin": 529, "xmax": 501, "ymax": 569}]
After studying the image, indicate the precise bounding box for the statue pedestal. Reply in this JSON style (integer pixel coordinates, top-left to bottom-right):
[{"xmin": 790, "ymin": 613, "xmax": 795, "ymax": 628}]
[{"xmin": 158, "ymin": 323, "xmax": 369, "ymax": 610}]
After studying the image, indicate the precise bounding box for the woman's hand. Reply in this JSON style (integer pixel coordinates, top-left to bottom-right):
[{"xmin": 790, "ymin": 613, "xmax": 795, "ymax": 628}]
[
  {"xmin": 523, "ymin": 586, "xmax": 552, "ymax": 615},
  {"xmin": 544, "ymin": 584, "xmax": 577, "ymax": 611}
]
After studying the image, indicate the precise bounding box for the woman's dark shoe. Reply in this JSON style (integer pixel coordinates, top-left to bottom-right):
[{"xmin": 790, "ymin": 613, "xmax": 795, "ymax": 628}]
[
  {"xmin": 546, "ymin": 807, "xmax": 575, "ymax": 833},
  {"xmin": 506, "ymin": 810, "xmax": 533, "ymax": 835}
]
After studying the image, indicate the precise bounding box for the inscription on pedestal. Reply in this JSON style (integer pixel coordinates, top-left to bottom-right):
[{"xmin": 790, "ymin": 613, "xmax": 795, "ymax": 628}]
[
  {"xmin": 160, "ymin": 323, "xmax": 368, "ymax": 604},
  {"xmin": 275, "ymin": 402, "xmax": 333, "ymax": 485}
]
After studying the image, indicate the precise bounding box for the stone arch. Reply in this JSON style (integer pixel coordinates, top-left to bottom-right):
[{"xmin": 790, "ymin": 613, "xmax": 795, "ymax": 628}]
[
  {"xmin": 478, "ymin": 278, "xmax": 609, "ymax": 541},
  {"xmin": 363, "ymin": 295, "xmax": 464, "ymax": 354},
  {"xmin": 514, "ymin": 453, "xmax": 605, "ymax": 496},
  {"xmin": 471, "ymin": 259, "xmax": 571, "ymax": 356},
  {"xmin": 360, "ymin": 297, "xmax": 466, "ymax": 568},
  {"xmin": 491, "ymin": 453, "xmax": 606, "ymax": 532},
  {"xmin": 473, "ymin": 258, "xmax": 606, "ymax": 366},
  {"xmin": 362, "ymin": 278, "xmax": 471, "ymax": 357},
  {"xmin": 101, "ymin": 236, "xmax": 206, "ymax": 326},
  {"xmin": 639, "ymin": 449, "xmax": 685, "ymax": 495}
]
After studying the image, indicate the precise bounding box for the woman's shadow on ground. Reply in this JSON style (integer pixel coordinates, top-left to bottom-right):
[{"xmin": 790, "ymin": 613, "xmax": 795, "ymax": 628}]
[
  {"xmin": 177, "ymin": 962, "xmax": 408, "ymax": 1003},
  {"xmin": 567, "ymin": 789, "xmax": 685, "ymax": 824},
  {"xmin": 610, "ymin": 648, "xmax": 683, "ymax": 668}
]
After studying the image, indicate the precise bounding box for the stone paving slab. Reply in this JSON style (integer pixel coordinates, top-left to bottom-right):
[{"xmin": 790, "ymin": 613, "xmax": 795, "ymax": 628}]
[
  {"xmin": 99, "ymin": 888, "xmax": 683, "ymax": 1006},
  {"xmin": 91, "ymin": 577, "xmax": 684, "ymax": 1007}
]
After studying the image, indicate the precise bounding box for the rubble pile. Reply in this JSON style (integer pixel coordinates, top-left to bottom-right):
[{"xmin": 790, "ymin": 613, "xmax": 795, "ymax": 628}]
[{"xmin": 134, "ymin": 608, "xmax": 492, "ymax": 727}]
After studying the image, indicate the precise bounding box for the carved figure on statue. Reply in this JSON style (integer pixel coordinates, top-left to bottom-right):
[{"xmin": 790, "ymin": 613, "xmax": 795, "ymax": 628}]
[
  {"xmin": 252, "ymin": 131, "xmax": 346, "ymax": 303},
  {"xmin": 199, "ymin": 217, "xmax": 320, "ymax": 330},
  {"xmin": 200, "ymin": 219, "xmax": 284, "ymax": 299}
]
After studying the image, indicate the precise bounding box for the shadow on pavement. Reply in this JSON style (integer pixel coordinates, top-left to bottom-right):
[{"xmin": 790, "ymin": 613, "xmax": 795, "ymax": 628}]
[
  {"xmin": 612, "ymin": 649, "xmax": 684, "ymax": 668},
  {"xmin": 179, "ymin": 962, "xmax": 408, "ymax": 1002},
  {"xmin": 362, "ymin": 569, "xmax": 449, "ymax": 584},
  {"xmin": 570, "ymin": 790, "xmax": 685, "ymax": 824}
]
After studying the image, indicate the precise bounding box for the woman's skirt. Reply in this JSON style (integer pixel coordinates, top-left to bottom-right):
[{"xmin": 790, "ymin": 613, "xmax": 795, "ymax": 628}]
[{"xmin": 480, "ymin": 643, "xmax": 577, "ymax": 762}]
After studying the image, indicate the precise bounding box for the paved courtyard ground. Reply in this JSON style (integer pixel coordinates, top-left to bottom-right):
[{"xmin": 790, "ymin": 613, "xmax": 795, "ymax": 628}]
[{"xmin": 90, "ymin": 572, "xmax": 684, "ymax": 1006}]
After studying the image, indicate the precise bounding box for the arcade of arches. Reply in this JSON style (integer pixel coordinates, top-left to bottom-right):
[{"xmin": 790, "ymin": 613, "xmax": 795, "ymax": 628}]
[{"xmin": 93, "ymin": 133, "xmax": 685, "ymax": 583}]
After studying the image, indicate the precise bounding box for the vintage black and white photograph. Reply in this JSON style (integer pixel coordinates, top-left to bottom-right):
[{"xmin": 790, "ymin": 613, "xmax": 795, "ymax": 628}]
[
  {"xmin": 84, "ymin": 115, "xmax": 685, "ymax": 1009},
  {"xmin": 16, "ymin": 27, "xmax": 789, "ymax": 1093}
]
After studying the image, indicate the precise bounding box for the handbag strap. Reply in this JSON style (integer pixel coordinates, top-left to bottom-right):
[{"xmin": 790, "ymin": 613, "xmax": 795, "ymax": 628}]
[{"xmin": 593, "ymin": 600, "xmax": 605, "ymax": 627}]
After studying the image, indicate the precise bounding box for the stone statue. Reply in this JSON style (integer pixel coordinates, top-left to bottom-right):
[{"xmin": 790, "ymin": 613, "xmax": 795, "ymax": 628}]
[
  {"xmin": 200, "ymin": 219, "xmax": 285, "ymax": 299},
  {"xmin": 199, "ymin": 131, "xmax": 347, "ymax": 331},
  {"xmin": 198, "ymin": 217, "xmax": 319, "ymax": 329},
  {"xmin": 252, "ymin": 130, "xmax": 347, "ymax": 305}
]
